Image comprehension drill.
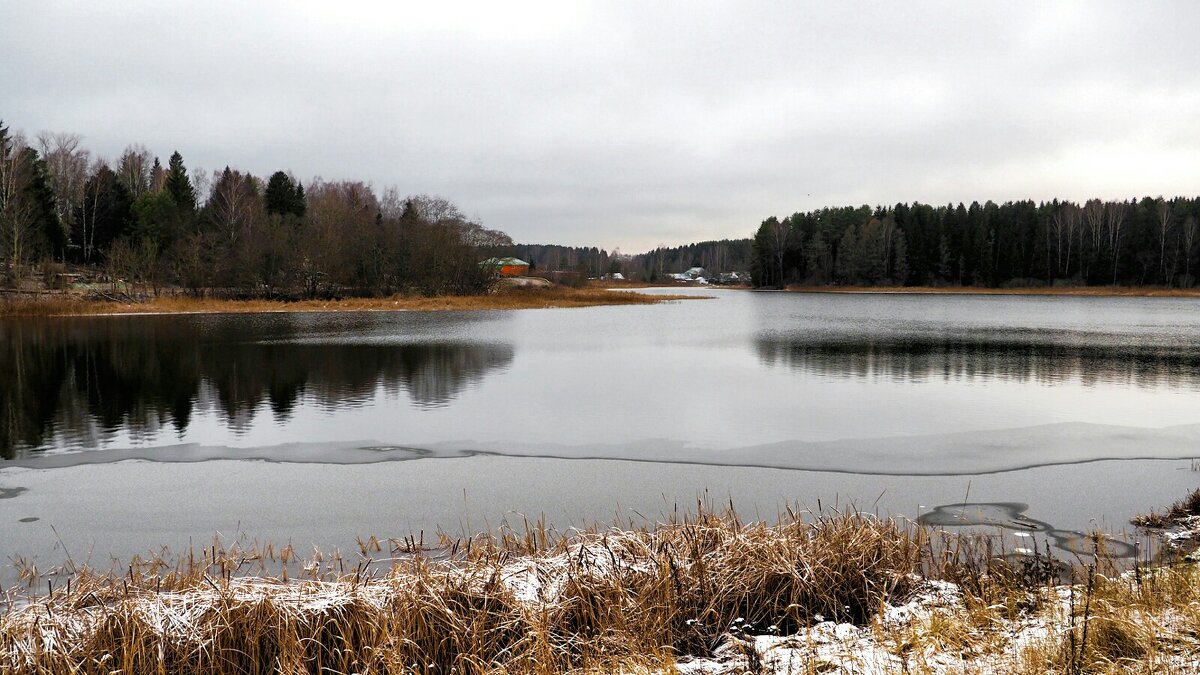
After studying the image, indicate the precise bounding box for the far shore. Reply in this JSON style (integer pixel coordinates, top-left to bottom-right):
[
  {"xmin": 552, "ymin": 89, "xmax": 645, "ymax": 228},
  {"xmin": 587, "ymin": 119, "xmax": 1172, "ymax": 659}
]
[
  {"xmin": 781, "ymin": 283, "xmax": 1200, "ymax": 298},
  {"xmin": 0, "ymin": 286, "xmax": 701, "ymax": 318}
]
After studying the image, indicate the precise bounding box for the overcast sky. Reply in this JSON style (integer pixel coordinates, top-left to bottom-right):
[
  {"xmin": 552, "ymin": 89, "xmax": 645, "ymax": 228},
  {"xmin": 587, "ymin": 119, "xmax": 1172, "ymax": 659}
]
[{"xmin": 4, "ymin": 2, "xmax": 1200, "ymax": 251}]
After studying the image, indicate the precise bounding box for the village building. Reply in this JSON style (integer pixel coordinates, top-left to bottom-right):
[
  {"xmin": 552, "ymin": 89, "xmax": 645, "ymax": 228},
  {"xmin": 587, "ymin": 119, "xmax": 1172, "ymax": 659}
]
[{"xmin": 481, "ymin": 257, "xmax": 530, "ymax": 277}]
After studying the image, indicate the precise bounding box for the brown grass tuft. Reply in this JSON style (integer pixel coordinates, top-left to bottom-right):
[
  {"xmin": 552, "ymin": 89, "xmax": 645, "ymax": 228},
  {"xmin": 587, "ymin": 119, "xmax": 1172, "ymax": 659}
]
[{"xmin": 1131, "ymin": 488, "xmax": 1200, "ymax": 528}]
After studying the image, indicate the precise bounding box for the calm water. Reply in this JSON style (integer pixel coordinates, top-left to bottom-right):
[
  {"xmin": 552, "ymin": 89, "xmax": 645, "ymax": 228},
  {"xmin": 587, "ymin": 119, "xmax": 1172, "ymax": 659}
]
[
  {"xmin": 7, "ymin": 289, "xmax": 1200, "ymax": 460},
  {"xmin": 3, "ymin": 289, "xmax": 1200, "ymax": 574}
]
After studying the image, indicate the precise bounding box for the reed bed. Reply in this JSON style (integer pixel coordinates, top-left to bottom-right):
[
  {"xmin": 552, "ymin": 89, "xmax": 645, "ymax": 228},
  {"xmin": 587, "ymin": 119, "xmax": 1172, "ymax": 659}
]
[
  {"xmin": 1, "ymin": 508, "xmax": 1196, "ymax": 674},
  {"xmin": 0, "ymin": 287, "xmax": 697, "ymax": 317},
  {"xmin": 0, "ymin": 510, "xmax": 923, "ymax": 674}
]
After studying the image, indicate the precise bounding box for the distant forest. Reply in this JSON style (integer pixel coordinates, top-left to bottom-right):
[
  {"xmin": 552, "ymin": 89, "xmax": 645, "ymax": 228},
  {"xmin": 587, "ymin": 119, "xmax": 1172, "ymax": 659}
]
[
  {"xmin": 0, "ymin": 122, "xmax": 513, "ymax": 297},
  {"xmin": 515, "ymin": 239, "xmax": 752, "ymax": 281},
  {"xmin": 15, "ymin": 122, "xmax": 1193, "ymax": 294},
  {"xmin": 751, "ymin": 198, "xmax": 1200, "ymax": 288}
]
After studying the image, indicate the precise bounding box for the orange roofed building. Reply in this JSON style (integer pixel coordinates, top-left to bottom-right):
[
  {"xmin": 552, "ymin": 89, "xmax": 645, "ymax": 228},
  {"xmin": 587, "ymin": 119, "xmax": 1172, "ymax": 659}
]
[{"xmin": 481, "ymin": 257, "xmax": 530, "ymax": 277}]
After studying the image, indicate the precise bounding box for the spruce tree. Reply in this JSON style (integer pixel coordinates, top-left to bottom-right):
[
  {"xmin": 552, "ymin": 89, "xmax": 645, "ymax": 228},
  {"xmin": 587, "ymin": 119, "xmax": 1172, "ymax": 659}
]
[
  {"xmin": 264, "ymin": 171, "xmax": 306, "ymax": 217},
  {"xmin": 164, "ymin": 151, "xmax": 195, "ymax": 212},
  {"xmin": 20, "ymin": 148, "xmax": 65, "ymax": 258},
  {"xmin": 150, "ymin": 157, "xmax": 165, "ymax": 192},
  {"xmin": 292, "ymin": 181, "xmax": 306, "ymax": 217}
]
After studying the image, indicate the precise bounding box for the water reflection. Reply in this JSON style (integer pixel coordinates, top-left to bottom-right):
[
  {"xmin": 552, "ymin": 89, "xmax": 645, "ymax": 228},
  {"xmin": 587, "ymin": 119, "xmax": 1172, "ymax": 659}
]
[
  {"xmin": 754, "ymin": 334, "xmax": 1200, "ymax": 388},
  {"xmin": 0, "ymin": 317, "xmax": 513, "ymax": 458}
]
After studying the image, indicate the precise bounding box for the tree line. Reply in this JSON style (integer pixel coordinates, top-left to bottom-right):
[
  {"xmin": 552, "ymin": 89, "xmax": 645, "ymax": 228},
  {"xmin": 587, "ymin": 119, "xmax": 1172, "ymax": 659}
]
[
  {"xmin": 751, "ymin": 197, "xmax": 1200, "ymax": 288},
  {"xmin": 512, "ymin": 239, "xmax": 753, "ymax": 282},
  {"xmin": 628, "ymin": 239, "xmax": 752, "ymax": 281},
  {"xmin": 0, "ymin": 121, "xmax": 513, "ymax": 297}
]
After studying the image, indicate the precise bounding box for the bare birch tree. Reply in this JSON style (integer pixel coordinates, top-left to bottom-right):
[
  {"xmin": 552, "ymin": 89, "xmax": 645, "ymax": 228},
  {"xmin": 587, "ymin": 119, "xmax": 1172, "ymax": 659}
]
[
  {"xmin": 1104, "ymin": 201, "xmax": 1126, "ymax": 285},
  {"xmin": 208, "ymin": 167, "xmax": 259, "ymax": 247},
  {"xmin": 1049, "ymin": 202, "xmax": 1082, "ymax": 278},
  {"xmin": 1082, "ymin": 199, "xmax": 1107, "ymax": 281},
  {"xmin": 1183, "ymin": 215, "xmax": 1198, "ymax": 286},
  {"xmin": 116, "ymin": 144, "xmax": 152, "ymax": 199},
  {"xmin": 0, "ymin": 132, "xmax": 38, "ymax": 282},
  {"xmin": 1155, "ymin": 198, "xmax": 1173, "ymax": 284},
  {"xmin": 36, "ymin": 131, "xmax": 89, "ymax": 242}
]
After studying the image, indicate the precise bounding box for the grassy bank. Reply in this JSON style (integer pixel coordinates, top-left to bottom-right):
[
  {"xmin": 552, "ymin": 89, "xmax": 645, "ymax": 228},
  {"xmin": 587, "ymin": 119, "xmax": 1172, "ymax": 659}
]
[
  {"xmin": 0, "ymin": 287, "xmax": 698, "ymax": 317},
  {"xmin": 1, "ymin": 506, "xmax": 1194, "ymax": 674},
  {"xmin": 785, "ymin": 284, "xmax": 1200, "ymax": 298}
]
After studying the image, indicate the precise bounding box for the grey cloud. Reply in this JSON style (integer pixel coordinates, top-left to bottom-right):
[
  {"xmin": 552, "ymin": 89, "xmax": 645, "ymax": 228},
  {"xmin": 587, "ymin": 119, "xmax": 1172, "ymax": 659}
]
[{"xmin": 3, "ymin": 1, "xmax": 1199, "ymax": 251}]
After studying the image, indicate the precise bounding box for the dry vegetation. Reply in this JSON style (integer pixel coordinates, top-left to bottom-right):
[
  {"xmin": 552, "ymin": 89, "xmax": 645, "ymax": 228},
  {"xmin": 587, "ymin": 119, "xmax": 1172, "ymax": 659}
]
[
  {"xmin": 1, "ymin": 506, "xmax": 1197, "ymax": 674},
  {"xmin": 0, "ymin": 287, "xmax": 698, "ymax": 317},
  {"xmin": 1132, "ymin": 488, "xmax": 1200, "ymax": 529}
]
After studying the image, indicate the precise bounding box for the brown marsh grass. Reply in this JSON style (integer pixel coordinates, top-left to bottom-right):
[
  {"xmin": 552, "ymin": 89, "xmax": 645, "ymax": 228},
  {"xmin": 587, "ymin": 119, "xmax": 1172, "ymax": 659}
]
[
  {"xmin": 1, "ymin": 507, "xmax": 1196, "ymax": 674},
  {"xmin": 1131, "ymin": 488, "xmax": 1200, "ymax": 528},
  {"xmin": 0, "ymin": 287, "xmax": 700, "ymax": 318},
  {"xmin": 0, "ymin": 509, "xmax": 925, "ymax": 674}
]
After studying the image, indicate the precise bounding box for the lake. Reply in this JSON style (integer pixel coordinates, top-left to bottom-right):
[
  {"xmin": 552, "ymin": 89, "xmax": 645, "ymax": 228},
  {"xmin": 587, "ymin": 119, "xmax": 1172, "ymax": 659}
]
[{"xmin": 3, "ymin": 288, "xmax": 1200, "ymax": 578}]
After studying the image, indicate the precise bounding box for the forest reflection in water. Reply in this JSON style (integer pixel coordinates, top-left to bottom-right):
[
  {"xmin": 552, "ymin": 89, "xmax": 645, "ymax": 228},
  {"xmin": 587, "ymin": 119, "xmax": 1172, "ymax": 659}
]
[
  {"xmin": 754, "ymin": 331, "xmax": 1200, "ymax": 388},
  {"xmin": 0, "ymin": 316, "xmax": 513, "ymax": 458}
]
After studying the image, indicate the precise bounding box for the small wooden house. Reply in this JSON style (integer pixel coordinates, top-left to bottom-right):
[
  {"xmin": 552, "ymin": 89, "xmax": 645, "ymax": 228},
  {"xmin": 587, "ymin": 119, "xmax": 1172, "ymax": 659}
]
[{"xmin": 482, "ymin": 257, "xmax": 530, "ymax": 277}]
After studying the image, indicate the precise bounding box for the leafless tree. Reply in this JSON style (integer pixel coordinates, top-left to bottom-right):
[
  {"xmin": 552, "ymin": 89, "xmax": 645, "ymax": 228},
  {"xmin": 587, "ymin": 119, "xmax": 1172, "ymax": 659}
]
[
  {"xmin": 1155, "ymin": 198, "xmax": 1173, "ymax": 284},
  {"xmin": 36, "ymin": 132, "xmax": 90, "ymax": 243},
  {"xmin": 191, "ymin": 167, "xmax": 213, "ymax": 208},
  {"xmin": 1049, "ymin": 202, "xmax": 1082, "ymax": 278},
  {"xmin": 0, "ymin": 131, "xmax": 24, "ymax": 214},
  {"xmin": 78, "ymin": 165, "xmax": 103, "ymax": 262},
  {"xmin": 1082, "ymin": 199, "xmax": 1105, "ymax": 281},
  {"xmin": 768, "ymin": 218, "xmax": 789, "ymax": 285},
  {"xmin": 208, "ymin": 168, "xmax": 260, "ymax": 248},
  {"xmin": 1104, "ymin": 201, "xmax": 1126, "ymax": 285},
  {"xmin": 1183, "ymin": 215, "xmax": 1198, "ymax": 286},
  {"xmin": 405, "ymin": 194, "xmax": 466, "ymax": 225},
  {"xmin": 0, "ymin": 133, "xmax": 37, "ymax": 282},
  {"xmin": 116, "ymin": 144, "xmax": 152, "ymax": 199},
  {"xmin": 379, "ymin": 185, "xmax": 406, "ymax": 220}
]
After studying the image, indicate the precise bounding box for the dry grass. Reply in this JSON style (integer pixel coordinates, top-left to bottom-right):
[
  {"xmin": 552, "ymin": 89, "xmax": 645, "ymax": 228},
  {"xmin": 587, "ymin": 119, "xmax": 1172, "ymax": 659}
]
[
  {"xmin": 0, "ymin": 287, "xmax": 700, "ymax": 317},
  {"xmin": 1131, "ymin": 488, "xmax": 1200, "ymax": 528},
  {"xmin": 785, "ymin": 284, "xmax": 1200, "ymax": 298},
  {"xmin": 2, "ymin": 508, "xmax": 1197, "ymax": 674},
  {"xmin": 0, "ymin": 509, "xmax": 925, "ymax": 674}
]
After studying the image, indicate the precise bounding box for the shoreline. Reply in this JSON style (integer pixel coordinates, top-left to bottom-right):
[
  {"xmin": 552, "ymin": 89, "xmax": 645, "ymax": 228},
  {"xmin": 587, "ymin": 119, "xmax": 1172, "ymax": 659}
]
[
  {"xmin": 782, "ymin": 284, "xmax": 1200, "ymax": 298},
  {"xmin": 1, "ymin": 503, "xmax": 1194, "ymax": 674},
  {"xmin": 0, "ymin": 286, "xmax": 700, "ymax": 318}
]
